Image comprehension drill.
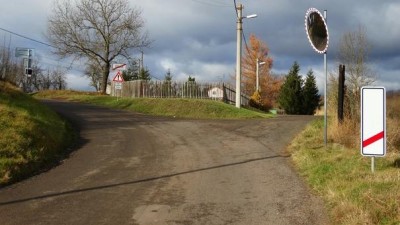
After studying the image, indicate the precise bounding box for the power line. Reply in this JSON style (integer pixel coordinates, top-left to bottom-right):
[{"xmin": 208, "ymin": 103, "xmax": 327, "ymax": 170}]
[
  {"xmin": 233, "ymin": 0, "xmax": 239, "ymax": 18},
  {"xmin": 242, "ymin": 33, "xmax": 251, "ymax": 55},
  {"xmin": 0, "ymin": 27, "xmax": 54, "ymax": 48},
  {"xmin": 0, "ymin": 27, "xmax": 95, "ymax": 72},
  {"xmin": 191, "ymin": 0, "xmax": 230, "ymax": 7}
]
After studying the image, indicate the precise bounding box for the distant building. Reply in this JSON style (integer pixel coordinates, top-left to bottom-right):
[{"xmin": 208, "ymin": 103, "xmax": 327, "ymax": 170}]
[{"xmin": 208, "ymin": 87, "xmax": 223, "ymax": 99}]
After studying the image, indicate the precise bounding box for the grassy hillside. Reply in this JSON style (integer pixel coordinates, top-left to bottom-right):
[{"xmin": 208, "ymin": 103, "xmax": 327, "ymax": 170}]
[
  {"xmin": 34, "ymin": 90, "xmax": 274, "ymax": 119},
  {"xmin": 289, "ymin": 94, "xmax": 400, "ymax": 224},
  {"xmin": 0, "ymin": 82, "xmax": 75, "ymax": 186}
]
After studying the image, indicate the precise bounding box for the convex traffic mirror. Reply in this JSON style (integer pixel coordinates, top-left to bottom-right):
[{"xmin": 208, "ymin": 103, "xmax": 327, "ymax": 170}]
[{"xmin": 305, "ymin": 8, "xmax": 329, "ymax": 54}]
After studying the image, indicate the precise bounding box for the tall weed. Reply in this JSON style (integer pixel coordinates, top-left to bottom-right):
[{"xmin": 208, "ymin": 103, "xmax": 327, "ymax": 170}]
[{"xmin": 328, "ymin": 78, "xmax": 399, "ymax": 152}]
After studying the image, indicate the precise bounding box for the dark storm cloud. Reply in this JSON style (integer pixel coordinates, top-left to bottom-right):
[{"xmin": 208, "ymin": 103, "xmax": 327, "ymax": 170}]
[{"xmin": 1, "ymin": 0, "xmax": 399, "ymax": 90}]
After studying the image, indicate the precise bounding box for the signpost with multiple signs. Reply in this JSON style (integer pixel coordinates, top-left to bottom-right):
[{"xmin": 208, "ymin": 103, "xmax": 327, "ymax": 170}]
[
  {"xmin": 112, "ymin": 65, "xmax": 126, "ymax": 99},
  {"xmin": 15, "ymin": 48, "xmax": 34, "ymax": 92},
  {"xmin": 361, "ymin": 86, "xmax": 386, "ymax": 172},
  {"xmin": 112, "ymin": 71, "xmax": 125, "ymax": 83},
  {"xmin": 15, "ymin": 48, "xmax": 34, "ymax": 58},
  {"xmin": 16, "ymin": 48, "xmax": 34, "ymax": 76}
]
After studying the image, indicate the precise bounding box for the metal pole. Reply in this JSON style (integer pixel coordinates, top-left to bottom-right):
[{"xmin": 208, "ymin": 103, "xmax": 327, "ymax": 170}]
[
  {"xmin": 27, "ymin": 50, "xmax": 32, "ymax": 92},
  {"xmin": 141, "ymin": 51, "xmax": 144, "ymax": 70},
  {"xmin": 138, "ymin": 58, "xmax": 141, "ymax": 74},
  {"xmin": 371, "ymin": 157, "xmax": 375, "ymax": 173},
  {"xmin": 324, "ymin": 10, "xmax": 328, "ymax": 147},
  {"xmin": 256, "ymin": 58, "xmax": 259, "ymax": 92},
  {"xmin": 235, "ymin": 4, "xmax": 243, "ymax": 108}
]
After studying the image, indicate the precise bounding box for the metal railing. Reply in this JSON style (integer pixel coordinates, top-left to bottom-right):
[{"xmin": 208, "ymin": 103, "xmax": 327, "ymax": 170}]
[{"xmin": 111, "ymin": 80, "xmax": 249, "ymax": 106}]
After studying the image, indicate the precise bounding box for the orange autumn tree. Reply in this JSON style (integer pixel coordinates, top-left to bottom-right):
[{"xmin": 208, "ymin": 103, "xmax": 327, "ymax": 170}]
[{"xmin": 242, "ymin": 34, "xmax": 282, "ymax": 110}]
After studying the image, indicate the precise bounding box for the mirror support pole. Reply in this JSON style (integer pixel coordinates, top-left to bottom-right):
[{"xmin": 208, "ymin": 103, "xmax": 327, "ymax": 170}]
[{"xmin": 324, "ymin": 10, "xmax": 327, "ymax": 147}]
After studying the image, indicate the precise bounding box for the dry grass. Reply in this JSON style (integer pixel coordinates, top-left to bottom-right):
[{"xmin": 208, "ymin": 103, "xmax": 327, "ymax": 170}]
[
  {"xmin": 387, "ymin": 94, "xmax": 400, "ymax": 153},
  {"xmin": 328, "ymin": 92, "xmax": 400, "ymax": 153},
  {"xmin": 290, "ymin": 118, "xmax": 400, "ymax": 224},
  {"xmin": 329, "ymin": 116, "xmax": 360, "ymax": 149}
]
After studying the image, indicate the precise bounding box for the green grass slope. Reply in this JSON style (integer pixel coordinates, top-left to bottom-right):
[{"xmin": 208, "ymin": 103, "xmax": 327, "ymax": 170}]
[
  {"xmin": 0, "ymin": 82, "xmax": 74, "ymax": 186},
  {"xmin": 35, "ymin": 90, "xmax": 273, "ymax": 119}
]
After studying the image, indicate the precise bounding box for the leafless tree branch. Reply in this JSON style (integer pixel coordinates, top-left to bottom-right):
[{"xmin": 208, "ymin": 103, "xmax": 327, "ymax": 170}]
[{"xmin": 47, "ymin": 0, "xmax": 150, "ymax": 94}]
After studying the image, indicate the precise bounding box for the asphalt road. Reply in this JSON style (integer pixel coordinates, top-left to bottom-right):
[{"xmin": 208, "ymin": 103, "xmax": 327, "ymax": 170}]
[{"xmin": 0, "ymin": 100, "xmax": 328, "ymax": 225}]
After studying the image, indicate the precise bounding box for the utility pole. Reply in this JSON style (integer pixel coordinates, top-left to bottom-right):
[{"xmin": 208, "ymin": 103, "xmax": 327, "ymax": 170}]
[
  {"xmin": 140, "ymin": 50, "xmax": 144, "ymax": 71},
  {"xmin": 235, "ymin": 4, "xmax": 257, "ymax": 108},
  {"xmin": 137, "ymin": 50, "xmax": 144, "ymax": 75},
  {"xmin": 235, "ymin": 4, "xmax": 243, "ymax": 108}
]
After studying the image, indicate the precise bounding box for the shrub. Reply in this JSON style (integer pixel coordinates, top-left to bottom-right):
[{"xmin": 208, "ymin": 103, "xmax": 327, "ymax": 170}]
[{"xmin": 249, "ymin": 91, "xmax": 271, "ymax": 111}]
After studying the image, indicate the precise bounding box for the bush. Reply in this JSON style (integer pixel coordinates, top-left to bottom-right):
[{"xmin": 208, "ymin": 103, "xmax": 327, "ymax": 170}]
[{"xmin": 249, "ymin": 91, "xmax": 271, "ymax": 111}]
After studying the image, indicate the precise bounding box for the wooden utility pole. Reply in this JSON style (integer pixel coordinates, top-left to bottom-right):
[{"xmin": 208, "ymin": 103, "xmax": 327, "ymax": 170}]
[{"xmin": 338, "ymin": 64, "xmax": 345, "ymax": 123}]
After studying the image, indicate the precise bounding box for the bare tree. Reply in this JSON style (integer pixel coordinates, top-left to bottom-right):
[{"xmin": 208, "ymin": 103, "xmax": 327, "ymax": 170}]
[
  {"xmin": 40, "ymin": 70, "xmax": 53, "ymax": 90},
  {"xmin": 47, "ymin": 0, "xmax": 149, "ymax": 94},
  {"xmin": 84, "ymin": 61, "xmax": 102, "ymax": 92},
  {"xmin": 51, "ymin": 68, "xmax": 67, "ymax": 90},
  {"xmin": 30, "ymin": 61, "xmax": 45, "ymax": 91},
  {"xmin": 337, "ymin": 26, "xmax": 375, "ymax": 119},
  {"xmin": 327, "ymin": 26, "xmax": 376, "ymax": 148},
  {"xmin": 0, "ymin": 36, "xmax": 24, "ymax": 86},
  {"xmin": 339, "ymin": 26, "xmax": 375, "ymax": 91}
]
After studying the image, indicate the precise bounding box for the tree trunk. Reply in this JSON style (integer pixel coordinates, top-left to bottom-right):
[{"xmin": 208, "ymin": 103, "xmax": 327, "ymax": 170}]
[{"xmin": 101, "ymin": 62, "xmax": 110, "ymax": 94}]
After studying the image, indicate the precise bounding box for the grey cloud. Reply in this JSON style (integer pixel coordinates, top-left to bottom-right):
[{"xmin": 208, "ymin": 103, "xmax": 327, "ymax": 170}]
[{"xmin": 1, "ymin": 0, "xmax": 400, "ymax": 90}]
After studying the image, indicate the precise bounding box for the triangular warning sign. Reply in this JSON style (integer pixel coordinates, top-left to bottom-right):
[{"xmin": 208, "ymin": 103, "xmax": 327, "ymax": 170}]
[{"xmin": 112, "ymin": 71, "xmax": 125, "ymax": 82}]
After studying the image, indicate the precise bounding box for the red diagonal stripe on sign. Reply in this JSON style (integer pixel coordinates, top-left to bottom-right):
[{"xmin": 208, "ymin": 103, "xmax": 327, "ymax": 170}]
[
  {"xmin": 114, "ymin": 64, "xmax": 126, "ymax": 70},
  {"xmin": 363, "ymin": 131, "xmax": 384, "ymax": 148}
]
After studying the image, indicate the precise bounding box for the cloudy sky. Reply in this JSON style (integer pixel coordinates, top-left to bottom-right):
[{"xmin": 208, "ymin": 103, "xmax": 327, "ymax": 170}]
[{"xmin": 1, "ymin": 0, "xmax": 399, "ymax": 91}]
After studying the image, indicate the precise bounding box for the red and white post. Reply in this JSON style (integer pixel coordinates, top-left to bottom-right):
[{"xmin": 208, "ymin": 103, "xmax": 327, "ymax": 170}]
[{"xmin": 361, "ymin": 87, "xmax": 386, "ymax": 173}]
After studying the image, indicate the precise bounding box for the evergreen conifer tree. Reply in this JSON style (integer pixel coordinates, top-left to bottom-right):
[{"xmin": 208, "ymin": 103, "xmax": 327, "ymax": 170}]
[
  {"xmin": 278, "ymin": 62, "xmax": 303, "ymax": 114},
  {"xmin": 162, "ymin": 69, "xmax": 173, "ymax": 97},
  {"xmin": 138, "ymin": 67, "xmax": 151, "ymax": 81},
  {"xmin": 164, "ymin": 69, "xmax": 173, "ymax": 82},
  {"xmin": 122, "ymin": 59, "xmax": 139, "ymax": 81},
  {"xmin": 302, "ymin": 69, "xmax": 320, "ymax": 115}
]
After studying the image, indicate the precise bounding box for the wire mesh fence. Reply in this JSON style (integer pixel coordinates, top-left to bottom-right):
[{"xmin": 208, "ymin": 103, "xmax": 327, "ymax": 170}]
[{"xmin": 111, "ymin": 80, "xmax": 250, "ymax": 106}]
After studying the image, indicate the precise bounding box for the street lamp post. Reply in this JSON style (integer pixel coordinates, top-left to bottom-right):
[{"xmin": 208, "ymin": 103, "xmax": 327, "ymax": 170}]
[
  {"xmin": 235, "ymin": 3, "xmax": 257, "ymax": 108},
  {"xmin": 256, "ymin": 58, "xmax": 266, "ymax": 92}
]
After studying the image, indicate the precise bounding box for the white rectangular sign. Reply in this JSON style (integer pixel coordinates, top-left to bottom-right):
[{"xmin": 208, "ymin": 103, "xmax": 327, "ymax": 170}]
[
  {"xmin": 361, "ymin": 87, "xmax": 386, "ymax": 157},
  {"xmin": 115, "ymin": 83, "xmax": 122, "ymax": 90},
  {"xmin": 15, "ymin": 48, "xmax": 34, "ymax": 58},
  {"xmin": 112, "ymin": 64, "xmax": 127, "ymax": 71}
]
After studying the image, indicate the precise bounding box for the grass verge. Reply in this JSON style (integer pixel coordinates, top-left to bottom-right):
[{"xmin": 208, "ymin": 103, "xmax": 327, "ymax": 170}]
[
  {"xmin": 34, "ymin": 90, "xmax": 274, "ymax": 119},
  {"xmin": 289, "ymin": 118, "xmax": 400, "ymax": 224},
  {"xmin": 0, "ymin": 82, "xmax": 75, "ymax": 186}
]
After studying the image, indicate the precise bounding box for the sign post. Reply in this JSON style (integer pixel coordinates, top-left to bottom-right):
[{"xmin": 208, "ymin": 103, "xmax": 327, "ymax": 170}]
[
  {"xmin": 112, "ymin": 71, "xmax": 125, "ymax": 100},
  {"xmin": 361, "ymin": 87, "xmax": 386, "ymax": 173},
  {"xmin": 15, "ymin": 48, "xmax": 34, "ymax": 92}
]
